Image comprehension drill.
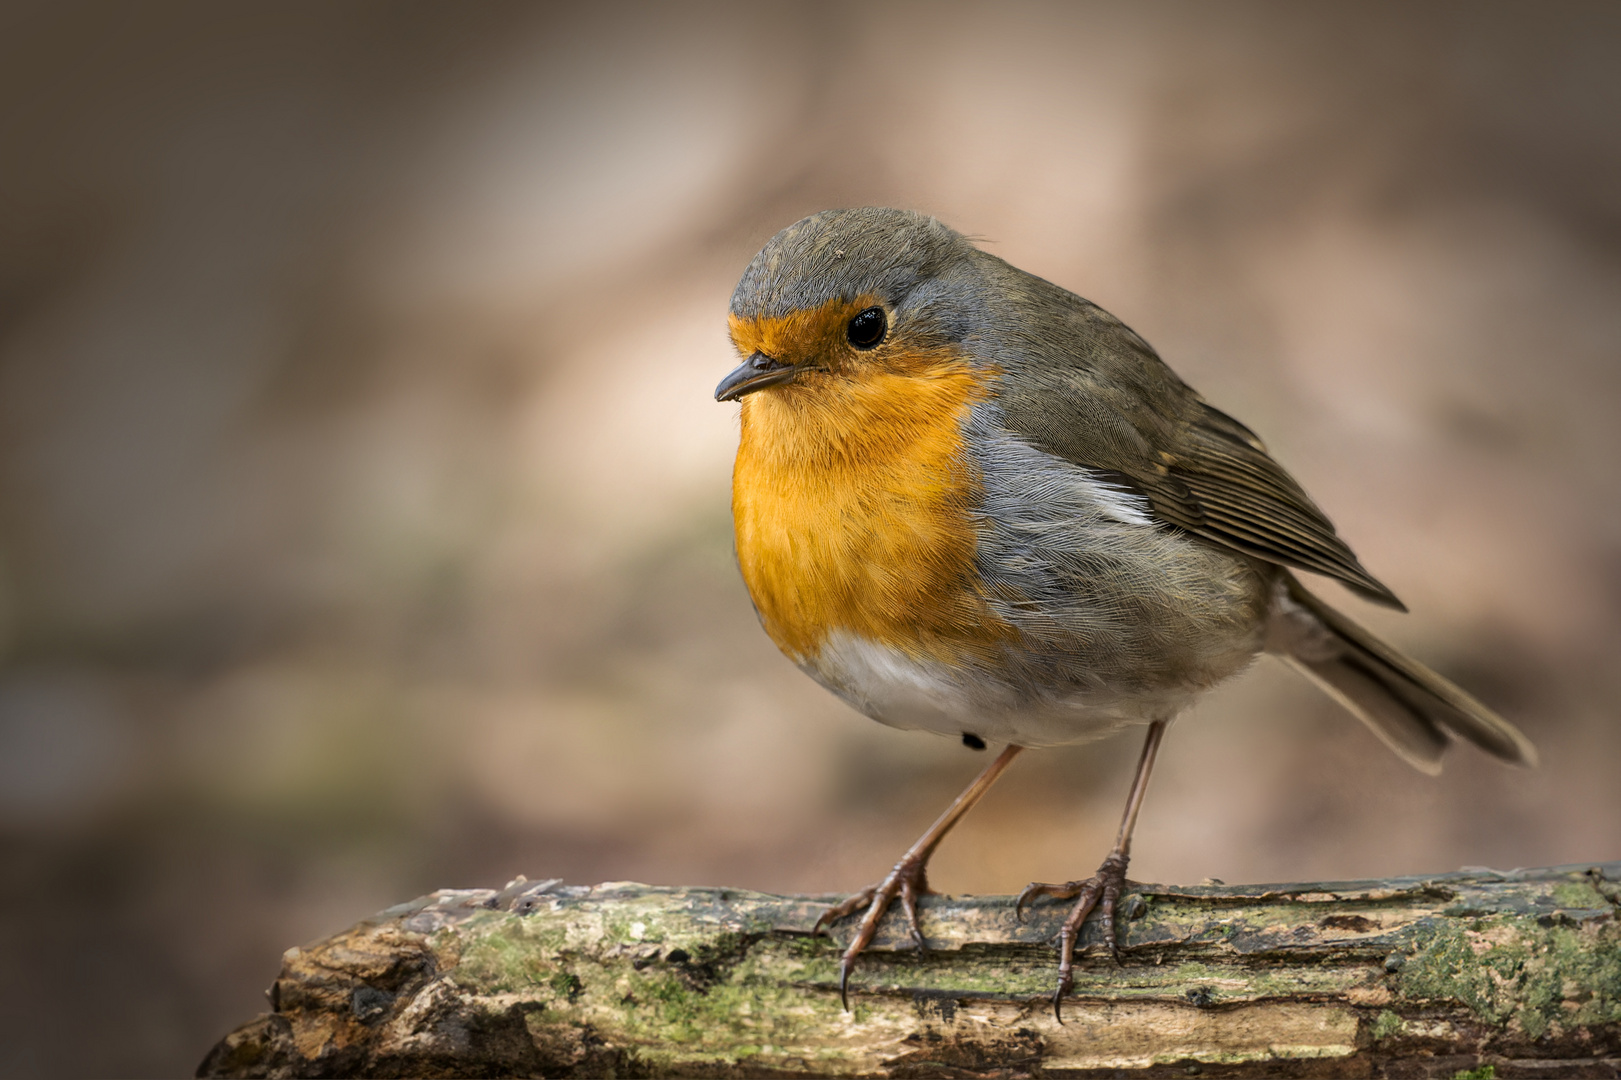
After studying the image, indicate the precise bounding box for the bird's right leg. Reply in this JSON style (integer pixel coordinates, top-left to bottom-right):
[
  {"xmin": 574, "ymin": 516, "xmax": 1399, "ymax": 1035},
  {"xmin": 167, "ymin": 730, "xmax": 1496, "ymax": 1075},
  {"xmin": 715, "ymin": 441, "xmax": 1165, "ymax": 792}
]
[
  {"xmin": 1016, "ymin": 719, "xmax": 1167, "ymax": 1022},
  {"xmin": 815, "ymin": 742, "xmax": 1022, "ymax": 1009}
]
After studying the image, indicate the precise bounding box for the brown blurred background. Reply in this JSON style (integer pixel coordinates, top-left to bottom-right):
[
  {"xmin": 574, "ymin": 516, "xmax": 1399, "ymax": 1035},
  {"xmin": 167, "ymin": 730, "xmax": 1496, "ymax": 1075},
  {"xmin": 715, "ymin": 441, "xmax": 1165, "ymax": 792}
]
[{"xmin": 2, "ymin": 1, "xmax": 1619, "ymax": 1074}]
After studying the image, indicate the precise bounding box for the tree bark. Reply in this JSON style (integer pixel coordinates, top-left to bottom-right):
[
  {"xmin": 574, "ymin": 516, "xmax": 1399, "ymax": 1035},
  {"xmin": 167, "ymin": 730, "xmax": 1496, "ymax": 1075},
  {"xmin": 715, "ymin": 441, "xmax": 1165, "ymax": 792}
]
[{"xmin": 200, "ymin": 863, "xmax": 1621, "ymax": 1078}]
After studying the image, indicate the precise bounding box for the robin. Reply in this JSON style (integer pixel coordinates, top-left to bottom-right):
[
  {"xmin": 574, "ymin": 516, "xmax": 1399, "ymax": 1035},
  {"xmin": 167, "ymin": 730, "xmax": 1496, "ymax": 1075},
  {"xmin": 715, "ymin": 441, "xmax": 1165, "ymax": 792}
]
[{"xmin": 713, "ymin": 207, "xmax": 1535, "ymax": 1019}]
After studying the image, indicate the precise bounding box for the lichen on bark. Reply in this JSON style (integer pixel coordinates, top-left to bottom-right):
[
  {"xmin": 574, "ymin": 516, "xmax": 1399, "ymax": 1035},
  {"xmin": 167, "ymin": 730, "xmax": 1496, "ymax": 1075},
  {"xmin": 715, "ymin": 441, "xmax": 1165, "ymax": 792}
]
[{"xmin": 200, "ymin": 863, "xmax": 1621, "ymax": 1078}]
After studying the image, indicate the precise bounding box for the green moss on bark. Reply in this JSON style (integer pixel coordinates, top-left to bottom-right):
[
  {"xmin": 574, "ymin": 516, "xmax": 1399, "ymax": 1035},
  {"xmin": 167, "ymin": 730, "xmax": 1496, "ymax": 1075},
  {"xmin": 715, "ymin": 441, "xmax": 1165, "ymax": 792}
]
[{"xmin": 201, "ymin": 865, "xmax": 1621, "ymax": 1078}]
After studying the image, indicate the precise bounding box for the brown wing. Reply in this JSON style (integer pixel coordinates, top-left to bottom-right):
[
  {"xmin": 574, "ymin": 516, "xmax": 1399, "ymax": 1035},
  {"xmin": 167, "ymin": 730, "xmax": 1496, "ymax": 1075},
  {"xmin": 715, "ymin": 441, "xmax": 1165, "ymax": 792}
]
[
  {"xmin": 990, "ymin": 276, "xmax": 1405, "ymax": 610},
  {"xmin": 1134, "ymin": 401, "xmax": 1405, "ymax": 609}
]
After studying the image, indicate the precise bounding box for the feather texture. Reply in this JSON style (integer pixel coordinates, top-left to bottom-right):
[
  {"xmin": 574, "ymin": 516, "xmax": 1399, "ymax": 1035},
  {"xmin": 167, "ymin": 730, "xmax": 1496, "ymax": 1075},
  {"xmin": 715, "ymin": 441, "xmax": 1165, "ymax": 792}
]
[
  {"xmin": 1266, "ymin": 572, "xmax": 1536, "ymax": 770},
  {"xmin": 982, "ymin": 269, "xmax": 1405, "ymax": 609}
]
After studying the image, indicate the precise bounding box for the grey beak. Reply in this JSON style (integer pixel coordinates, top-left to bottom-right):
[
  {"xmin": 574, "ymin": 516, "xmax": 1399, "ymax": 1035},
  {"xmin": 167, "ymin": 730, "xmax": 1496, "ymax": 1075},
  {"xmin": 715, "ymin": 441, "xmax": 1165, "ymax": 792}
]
[{"xmin": 715, "ymin": 352, "xmax": 801, "ymax": 402}]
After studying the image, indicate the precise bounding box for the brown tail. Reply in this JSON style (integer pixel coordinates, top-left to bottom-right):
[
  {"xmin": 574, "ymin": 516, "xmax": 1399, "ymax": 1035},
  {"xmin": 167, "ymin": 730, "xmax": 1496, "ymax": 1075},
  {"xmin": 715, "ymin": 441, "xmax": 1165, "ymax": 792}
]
[{"xmin": 1266, "ymin": 571, "xmax": 1537, "ymax": 775}]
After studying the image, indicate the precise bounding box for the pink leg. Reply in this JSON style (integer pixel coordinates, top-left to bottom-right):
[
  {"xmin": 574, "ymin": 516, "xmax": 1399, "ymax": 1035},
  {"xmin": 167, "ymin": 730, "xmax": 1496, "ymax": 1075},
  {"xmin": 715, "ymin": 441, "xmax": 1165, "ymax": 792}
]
[
  {"xmin": 816, "ymin": 743, "xmax": 1023, "ymax": 1008},
  {"xmin": 1015, "ymin": 720, "xmax": 1167, "ymax": 1023}
]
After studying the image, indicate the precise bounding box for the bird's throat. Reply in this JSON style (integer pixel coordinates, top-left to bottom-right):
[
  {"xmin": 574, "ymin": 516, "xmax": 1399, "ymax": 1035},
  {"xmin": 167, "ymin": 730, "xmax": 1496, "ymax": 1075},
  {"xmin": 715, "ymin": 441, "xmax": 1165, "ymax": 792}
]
[{"xmin": 731, "ymin": 362, "xmax": 1015, "ymax": 664}]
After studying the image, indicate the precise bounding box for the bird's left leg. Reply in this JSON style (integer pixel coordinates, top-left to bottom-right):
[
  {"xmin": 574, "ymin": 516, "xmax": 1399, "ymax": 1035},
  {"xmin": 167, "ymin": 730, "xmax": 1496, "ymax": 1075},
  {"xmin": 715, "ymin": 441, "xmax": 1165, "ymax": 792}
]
[
  {"xmin": 1015, "ymin": 719, "xmax": 1167, "ymax": 1022},
  {"xmin": 816, "ymin": 742, "xmax": 1023, "ymax": 1008}
]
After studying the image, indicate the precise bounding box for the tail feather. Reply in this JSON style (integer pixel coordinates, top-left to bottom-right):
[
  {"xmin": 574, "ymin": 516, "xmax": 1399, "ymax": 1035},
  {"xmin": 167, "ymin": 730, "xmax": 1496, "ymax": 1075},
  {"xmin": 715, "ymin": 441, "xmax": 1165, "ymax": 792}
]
[
  {"xmin": 1268, "ymin": 572, "xmax": 1538, "ymax": 772},
  {"xmin": 1280, "ymin": 652, "xmax": 1450, "ymax": 774}
]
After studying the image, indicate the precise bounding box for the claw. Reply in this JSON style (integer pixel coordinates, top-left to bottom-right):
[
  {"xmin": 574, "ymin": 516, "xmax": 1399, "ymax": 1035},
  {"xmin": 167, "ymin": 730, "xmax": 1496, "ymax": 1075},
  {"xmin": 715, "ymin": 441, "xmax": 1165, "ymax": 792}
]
[
  {"xmin": 814, "ymin": 887, "xmax": 874, "ymax": 937},
  {"xmin": 1030, "ymin": 852, "xmax": 1134, "ymax": 1023},
  {"xmin": 1051, "ymin": 889, "xmax": 1088, "ymax": 1024},
  {"xmin": 1014, "ymin": 883, "xmax": 1038, "ymax": 923},
  {"xmin": 1015, "ymin": 878, "xmax": 1085, "ymax": 924},
  {"xmin": 816, "ymin": 860, "xmax": 933, "ymax": 1010},
  {"xmin": 898, "ymin": 880, "xmax": 927, "ymax": 953},
  {"xmin": 1052, "ymin": 920, "xmax": 1077, "ymax": 1024}
]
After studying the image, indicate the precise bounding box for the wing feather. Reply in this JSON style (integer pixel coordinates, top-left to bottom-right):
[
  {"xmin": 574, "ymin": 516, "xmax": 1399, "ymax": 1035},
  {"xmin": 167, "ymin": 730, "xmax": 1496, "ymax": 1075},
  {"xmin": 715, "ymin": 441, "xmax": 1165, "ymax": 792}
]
[{"xmin": 988, "ymin": 277, "xmax": 1405, "ymax": 609}]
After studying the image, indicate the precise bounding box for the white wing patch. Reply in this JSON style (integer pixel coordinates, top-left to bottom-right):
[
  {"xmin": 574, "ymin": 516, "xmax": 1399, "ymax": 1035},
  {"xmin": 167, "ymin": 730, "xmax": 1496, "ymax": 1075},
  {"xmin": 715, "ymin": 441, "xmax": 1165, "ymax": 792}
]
[{"xmin": 1086, "ymin": 473, "xmax": 1154, "ymax": 526}]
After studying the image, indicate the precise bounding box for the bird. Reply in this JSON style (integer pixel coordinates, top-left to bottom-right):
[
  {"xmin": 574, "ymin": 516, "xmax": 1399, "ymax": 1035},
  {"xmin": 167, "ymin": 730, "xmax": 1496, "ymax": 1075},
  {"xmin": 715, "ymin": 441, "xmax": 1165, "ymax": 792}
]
[{"xmin": 712, "ymin": 206, "xmax": 1536, "ymax": 1019}]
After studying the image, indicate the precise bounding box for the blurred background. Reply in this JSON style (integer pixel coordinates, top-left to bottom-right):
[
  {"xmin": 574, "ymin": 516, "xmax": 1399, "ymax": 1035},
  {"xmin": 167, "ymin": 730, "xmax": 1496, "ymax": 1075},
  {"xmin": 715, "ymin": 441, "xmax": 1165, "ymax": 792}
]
[{"xmin": 2, "ymin": 0, "xmax": 1619, "ymax": 1074}]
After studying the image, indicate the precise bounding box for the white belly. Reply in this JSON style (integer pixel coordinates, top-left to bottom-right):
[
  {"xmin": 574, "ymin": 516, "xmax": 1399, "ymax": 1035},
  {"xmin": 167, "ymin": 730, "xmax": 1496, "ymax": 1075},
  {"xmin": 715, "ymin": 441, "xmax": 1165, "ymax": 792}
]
[{"xmin": 804, "ymin": 630, "xmax": 1198, "ymax": 749}]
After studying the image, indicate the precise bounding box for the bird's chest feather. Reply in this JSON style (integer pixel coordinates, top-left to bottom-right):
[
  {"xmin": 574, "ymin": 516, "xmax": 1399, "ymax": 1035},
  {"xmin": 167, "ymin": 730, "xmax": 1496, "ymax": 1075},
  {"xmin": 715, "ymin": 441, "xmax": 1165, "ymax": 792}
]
[{"xmin": 731, "ymin": 364, "xmax": 1013, "ymax": 665}]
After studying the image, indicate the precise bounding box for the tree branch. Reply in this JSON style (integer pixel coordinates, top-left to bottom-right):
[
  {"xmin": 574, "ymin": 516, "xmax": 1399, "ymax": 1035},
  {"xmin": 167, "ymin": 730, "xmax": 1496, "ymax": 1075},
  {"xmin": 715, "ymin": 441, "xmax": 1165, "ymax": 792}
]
[{"xmin": 200, "ymin": 863, "xmax": 1621, "ymax": 1078}]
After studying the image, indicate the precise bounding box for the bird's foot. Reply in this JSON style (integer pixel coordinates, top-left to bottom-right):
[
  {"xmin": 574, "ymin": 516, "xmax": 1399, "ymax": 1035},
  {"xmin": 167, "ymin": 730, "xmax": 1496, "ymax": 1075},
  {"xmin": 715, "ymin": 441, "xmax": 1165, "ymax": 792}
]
[
  {"xmin": 813, "ymin": 857, "xmax": 932, "ymax": 1009},
  {"xmin": 1015, "ymin": 851, "xmax": 1131, "ymax": 1023}
]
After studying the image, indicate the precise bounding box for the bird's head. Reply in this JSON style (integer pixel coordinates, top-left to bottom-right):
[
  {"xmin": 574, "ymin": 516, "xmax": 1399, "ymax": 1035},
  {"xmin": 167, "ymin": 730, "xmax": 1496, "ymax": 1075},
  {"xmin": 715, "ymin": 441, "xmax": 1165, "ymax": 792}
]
[{"xmin": 716, "ymin": 208, "xmax": 981, "ymax": 403}]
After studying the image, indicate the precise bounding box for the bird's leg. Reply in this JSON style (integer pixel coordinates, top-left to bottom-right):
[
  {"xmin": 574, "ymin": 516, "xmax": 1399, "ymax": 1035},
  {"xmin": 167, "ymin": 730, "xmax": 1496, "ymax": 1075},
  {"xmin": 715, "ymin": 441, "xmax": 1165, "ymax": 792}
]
[
  {"xmin": 1015, "ymin": 719, "xmax": 1167, "ymax": 1023},
  {"xmin": 815, "ymin": 743, "xmax": 1022, "ymax": 1009}
]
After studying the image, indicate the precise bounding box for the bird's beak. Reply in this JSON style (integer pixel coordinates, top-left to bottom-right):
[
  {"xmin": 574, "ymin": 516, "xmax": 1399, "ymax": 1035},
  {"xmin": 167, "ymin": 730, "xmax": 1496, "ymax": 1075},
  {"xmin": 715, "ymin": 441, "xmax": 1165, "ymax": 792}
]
[{"xmin": 715, "ymin": 352, "xmax": 802, "ymax": 402}]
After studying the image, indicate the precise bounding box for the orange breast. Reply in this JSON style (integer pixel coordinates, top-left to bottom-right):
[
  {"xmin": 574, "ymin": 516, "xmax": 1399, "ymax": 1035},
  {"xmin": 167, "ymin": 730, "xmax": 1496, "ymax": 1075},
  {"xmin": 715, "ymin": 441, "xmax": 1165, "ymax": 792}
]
[{"xmin": 731, "ymin": 360, "xmax": 1016, "ymax": 664}]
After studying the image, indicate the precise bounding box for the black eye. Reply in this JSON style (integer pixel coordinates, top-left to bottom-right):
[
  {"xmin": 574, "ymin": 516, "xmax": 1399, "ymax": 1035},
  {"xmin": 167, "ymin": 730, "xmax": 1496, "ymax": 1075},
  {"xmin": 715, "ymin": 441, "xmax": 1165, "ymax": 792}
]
[{"xmin": 846, "ymin": 306, "xmax": 887, "ymax": 349}]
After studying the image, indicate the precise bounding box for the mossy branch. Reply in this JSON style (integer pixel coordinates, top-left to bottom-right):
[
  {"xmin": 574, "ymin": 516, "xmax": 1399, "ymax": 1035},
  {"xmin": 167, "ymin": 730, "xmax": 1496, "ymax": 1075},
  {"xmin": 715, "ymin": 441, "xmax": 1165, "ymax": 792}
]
[{"xmin": 200, "ymin": 863, "xmax": 1621, "ymax": 1078}]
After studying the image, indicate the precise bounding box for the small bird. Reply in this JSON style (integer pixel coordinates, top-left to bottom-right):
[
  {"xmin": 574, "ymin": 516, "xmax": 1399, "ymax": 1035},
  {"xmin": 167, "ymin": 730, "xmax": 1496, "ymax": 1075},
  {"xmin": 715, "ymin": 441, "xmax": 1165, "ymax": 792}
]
[{"xmin": 714, "ymin": 207, "xmax": 1535, "ymax": 1018}]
